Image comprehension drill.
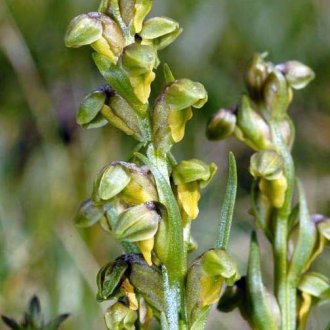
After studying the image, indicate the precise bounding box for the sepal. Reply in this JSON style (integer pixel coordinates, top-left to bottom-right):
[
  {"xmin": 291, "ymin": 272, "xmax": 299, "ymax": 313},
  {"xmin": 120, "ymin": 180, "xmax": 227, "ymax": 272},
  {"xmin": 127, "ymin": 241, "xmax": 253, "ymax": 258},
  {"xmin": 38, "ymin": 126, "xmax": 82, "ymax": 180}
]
[{"xmin": 139, "ymin": 17, "xmax": 182, "ymax": 50}]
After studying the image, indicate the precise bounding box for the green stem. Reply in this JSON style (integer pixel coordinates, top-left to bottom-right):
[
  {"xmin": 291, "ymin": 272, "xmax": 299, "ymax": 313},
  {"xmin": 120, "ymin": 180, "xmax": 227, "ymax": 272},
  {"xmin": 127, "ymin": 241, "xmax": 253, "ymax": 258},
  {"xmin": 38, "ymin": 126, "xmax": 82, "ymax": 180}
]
[{"xmin": 270, "ymin": 121, "xmax": 296, "ymax": 330}]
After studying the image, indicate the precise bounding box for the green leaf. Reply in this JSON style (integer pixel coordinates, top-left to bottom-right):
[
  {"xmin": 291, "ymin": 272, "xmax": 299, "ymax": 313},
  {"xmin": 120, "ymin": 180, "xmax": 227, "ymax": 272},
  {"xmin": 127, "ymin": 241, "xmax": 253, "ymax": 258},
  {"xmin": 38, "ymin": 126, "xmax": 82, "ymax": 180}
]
[
  {"xmin": 189, "ymin": 307, "xmax": 209, "ymax": 330},
  {"xmin": 247, "ymin": 232, "xmax": 279, "ymax": 330},
  {"xmin": 215, "ymin": 152, "xmax": 237, "ymax": 250},
  {"xmin": 44, "ymin": 314, "xmax": 70, "ymax": 330},
  {"xmin": 288, "ymin": 180, "xmax": 317, "ymax": 285},
  {"xmin": 1, "ymin": 316, "xmax": 20, "ymax": 330},
  {"xmin": 93, "ymin": 53, "xmax": 148, "ymax": 114},
  {"xmin": 129, "ymin": 259, "xmax": 164, "ymax": 313},
  {"xmin": 163, "ymin": 63, "xmax": 175, "ymax": 84}
]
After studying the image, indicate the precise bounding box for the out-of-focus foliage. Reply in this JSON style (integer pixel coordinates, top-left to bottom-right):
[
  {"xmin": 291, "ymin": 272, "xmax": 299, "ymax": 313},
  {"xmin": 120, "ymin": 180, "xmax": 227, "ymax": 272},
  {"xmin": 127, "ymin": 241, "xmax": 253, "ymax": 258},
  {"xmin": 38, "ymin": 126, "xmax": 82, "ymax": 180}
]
[{"xmin": 0, "ymin": 0, "xmax": 329, "ymax": 329}]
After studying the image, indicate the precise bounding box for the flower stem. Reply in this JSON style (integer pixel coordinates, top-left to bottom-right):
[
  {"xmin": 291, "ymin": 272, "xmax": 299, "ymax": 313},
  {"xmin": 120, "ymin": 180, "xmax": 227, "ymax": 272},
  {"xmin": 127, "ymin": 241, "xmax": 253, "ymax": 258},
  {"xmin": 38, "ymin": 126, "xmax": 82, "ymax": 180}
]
[{"xmin": 270, "ymin": 121, "xmax": 296, "ymax": 330}]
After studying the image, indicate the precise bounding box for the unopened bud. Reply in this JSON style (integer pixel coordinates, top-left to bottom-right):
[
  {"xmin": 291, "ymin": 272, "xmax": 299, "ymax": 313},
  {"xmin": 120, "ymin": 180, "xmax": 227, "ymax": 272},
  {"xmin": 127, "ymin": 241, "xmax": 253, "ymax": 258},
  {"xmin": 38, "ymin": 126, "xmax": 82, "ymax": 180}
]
[
  {"xmin": 153, "ymin": 79, "xmax": 208, "ymax": 152},
  {"xmin": 101, "ymin": 91, "xmax": 145, "ymax": 141},
  {"xmin": 235, "ymin": 95, "xmax": 271, "ymax": 150},
  {"xmin": 245, "ymin": 53, "xmax": 269, "ymax": 99},
  {"xmin": 165, "ymin": 79, "xmax": 208, "ymax": 111},
  {"xmin": 251, "ymin": 156, "xmax": 288, "ymax": 208},
  {"xmin": 65, "ymin": 13, "xmax": 124, "ymax": 62},
  {"xmin": 77, "ymin": 89, "xmax": 107, "ymax": 128},
  {"xmin": 75, "ymin": 199, "xmax": 105, "ymax": 228},
  {"xmin": 206, "ymin": 108, "xmax": 236, "ymax": 141},
  {"xmin": 276, "ymin": 61, "xmax": 315, "ymax": 90},
  {"xmin": 104, "ymin": 302, "xmax": 137, "ymax": 330},
  {"xmin": 263, "ymin": 70, "xmax": 291, "ymax": 116},
  {"xmin": 186, "ymin": 249, "xmax": 240, "ymax": 325},
  {"xmin": 140, "ymin": 17, "xmax": 182, "ymax": 50},
  {"xmin": 97, "ymin": 259, "xmax": 128, "ymax": 301},
  {"xmin": 172, "ymin": 159, "xmax": 217, "ymax": 188},
  {"xmin": 93, "ymin": 163, "xmax": 131, "ymax": 202},
  {"xmin": 65, "ymin": 13, "xmax": 103, "ymax": 48}
]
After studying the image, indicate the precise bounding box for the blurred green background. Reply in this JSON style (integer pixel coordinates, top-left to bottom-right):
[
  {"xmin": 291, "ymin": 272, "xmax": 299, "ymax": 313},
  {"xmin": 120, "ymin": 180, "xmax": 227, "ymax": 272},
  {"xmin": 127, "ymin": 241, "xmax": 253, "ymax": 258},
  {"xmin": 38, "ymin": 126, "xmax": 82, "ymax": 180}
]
[{"xmin": 0, "ymin": 0, "xmax": 329, "ymax": 329}]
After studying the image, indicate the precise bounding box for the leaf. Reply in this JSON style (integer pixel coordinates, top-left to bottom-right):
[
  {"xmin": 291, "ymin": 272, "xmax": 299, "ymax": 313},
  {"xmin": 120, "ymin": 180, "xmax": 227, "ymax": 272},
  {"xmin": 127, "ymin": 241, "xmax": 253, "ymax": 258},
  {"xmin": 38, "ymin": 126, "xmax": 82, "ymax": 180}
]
[
  {"xmin": 44, "ymin": 314, "xmax": 70, "ymax": 330},
  {"xmin": 247, "ymin": 232, "xmax": 279, "ymax": 330},
  {"xmin": 288, "ymin": 180, "xmax": 317, "ymax": 284},
  {"xmin": 1, "ymin": 316, "xmax": 20, "ymax": 330},
  {"xmin": 93, "ymin": 53, "xmax": 148, "ymax": 114},
  {"xmin": 189, "ymin": 307, "xmax": 209, "ymax": 330},
  {"xmin": 163, "ymin": 63, "xmax": 175, "ymax": 84},
  {"xmin": 215, "ymin": 152, "xmax": 237, "ymax": 250}
]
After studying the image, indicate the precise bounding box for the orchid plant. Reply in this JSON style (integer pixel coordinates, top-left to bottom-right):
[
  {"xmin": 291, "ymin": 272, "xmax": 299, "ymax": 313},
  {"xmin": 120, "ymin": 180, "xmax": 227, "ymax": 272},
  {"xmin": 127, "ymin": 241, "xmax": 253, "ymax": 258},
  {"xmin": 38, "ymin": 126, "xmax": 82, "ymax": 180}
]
[{"xmin": 64, "ymin": 1, "xmax": 239, "ymax": 329}]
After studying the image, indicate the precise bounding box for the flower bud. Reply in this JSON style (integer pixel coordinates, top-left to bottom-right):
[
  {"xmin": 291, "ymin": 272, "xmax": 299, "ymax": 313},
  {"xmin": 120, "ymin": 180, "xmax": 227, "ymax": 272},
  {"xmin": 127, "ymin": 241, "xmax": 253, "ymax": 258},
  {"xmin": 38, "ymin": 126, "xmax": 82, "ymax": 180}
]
[
  {"xmin": 104, "ymin": 302, "xmax": 137, "ymax": 330},
  {"xmin": 77, "ymin": 89, "xmax": 108, "ymax": 129},
  {"xmin": 65, "ymin": 13, "xmax": 103, "ymax": 48},
  {"xmin": 250, "ymin": 150, "xmax": 284, "ymax": 180},
  {"xmin": 121, "ymin": 44, "xmax": 157, "ymax": 104},
  {"xmin": 276, "ymin": 61, "xmax": 315, "ymax": 90},
  {"xmin": 263, "ymin": 70, "xmax": 291, "ymax": 116},
  {"xmin": 93, "ymin": 163, "xmax": 131, "ymax": 202},
  {"xmin": 101, "ymin": 90, "xmax": 146, "ymax": 141},
  {"xmin": 235, "ymin": 95, "xmax": 271, "ymax": 150},
  {"xmin": 118, "ymin": 164, "xmax": 158, "ymax": 205},
  {"xmin": 65, "ymin": 13, "xmax": 124, "ymax": 63},
  {"xmin": 165, "ymin": 79, "xmax": 208, "ymax": 111},
  {"xmin": 112, "ymin": 203, "xmax": 160, "ymax": 243},
  {"xmin": 153, "ymin": 79, "xmax": 208, "ymax": 152},
  {"xmin": 186, "ymin": 249, "xmax": 240, "ymax": 326},
  {"xmin": 139, "ymin": 17, "xmax": 182, "ymax": 50},
  {"xmin": 249, "ymin": 150, "xmax": 287, "ymax": 208},
  {"xmin": 97, "ymin": 254, "xmax": 164, "ymax": 314},
  {"xmin": 173, "ymin": 159, "xmax": 217, "ymax": 221},
  {"xmin": 75, "ymin": 199, "xmax": 106, "ymax": 228},
  {"xmin": 259, "ymin": 174, "xmax": 288, "ymax": 208},
  {"xmin": 97, "ymin": 259, "xmax": 128, "ymax": 301},
  {"xmin": 245, "ymin": 53, "xmax": 269, "ymax": 99},
  {"xmin": 93, "ymin": 162, "xmax": 158, "ymax": 205},
  {"xmin": 173, "ymin": 159, "xmax": 217, "ymax": 187},
  {"xmin": 206, "ymin": 108, "xmax": 237, "ymax": 141}
]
